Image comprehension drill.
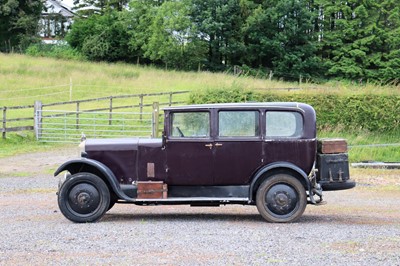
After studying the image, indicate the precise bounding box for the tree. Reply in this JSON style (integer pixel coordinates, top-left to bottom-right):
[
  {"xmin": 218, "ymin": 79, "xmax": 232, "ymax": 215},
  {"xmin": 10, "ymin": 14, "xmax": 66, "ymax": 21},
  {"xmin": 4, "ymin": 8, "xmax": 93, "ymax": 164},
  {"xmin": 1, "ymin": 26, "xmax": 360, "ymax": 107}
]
[
  {"xmin": 191, "ymin": 0, "xmax": 245, "ymax": 70},
  {"xmin": 271, "ymin": 0, "xmax": 321, "ymax": 79},
  {"xmin": 242, "ymin": 0, "xmax": 321, "ymax": 79},
  {"xmin": 0, "ymin": 0, "xmax": 44, "ymax": 52},
  {"xmin": 144, "ymin": 0, "xmax": 207, "ymax": 70},
  {"xmin": 127, "ymin": 0, "xmax": 164, "ymax": 64},
  {"xmin": 66, "ymin": 10, "xmax": 132, "ymax": 61}
]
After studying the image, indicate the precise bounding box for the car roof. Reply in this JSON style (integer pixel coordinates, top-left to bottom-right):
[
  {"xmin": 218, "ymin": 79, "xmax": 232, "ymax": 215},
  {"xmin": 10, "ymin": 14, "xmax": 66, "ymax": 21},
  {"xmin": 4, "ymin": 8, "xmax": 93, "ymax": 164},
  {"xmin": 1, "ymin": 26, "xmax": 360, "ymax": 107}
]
[{"xmin": 164, "ymin": 102, "xmax": 310, "ymax": 111}]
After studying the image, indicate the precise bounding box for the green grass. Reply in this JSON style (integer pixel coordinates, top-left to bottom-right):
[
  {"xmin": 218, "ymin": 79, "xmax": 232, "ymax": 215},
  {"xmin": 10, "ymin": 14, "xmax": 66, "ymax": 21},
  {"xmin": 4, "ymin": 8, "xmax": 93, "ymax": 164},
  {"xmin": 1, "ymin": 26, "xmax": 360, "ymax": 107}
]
[
  {"xmin": 0, "ymin": 132, "xmax": 62, "ymax": 158},
  {"xmin": 0, "ymin": 53, "xmax": 399, "ymax": 161}
]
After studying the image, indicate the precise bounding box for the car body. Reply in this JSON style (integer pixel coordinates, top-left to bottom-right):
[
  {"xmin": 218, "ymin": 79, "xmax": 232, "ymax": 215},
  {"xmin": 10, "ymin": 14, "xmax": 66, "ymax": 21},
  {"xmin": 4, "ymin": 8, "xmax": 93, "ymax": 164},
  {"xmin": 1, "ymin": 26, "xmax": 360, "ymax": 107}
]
[{"xmin": 55, "ymin": 102, "xmax": 355, "ymax": 223}]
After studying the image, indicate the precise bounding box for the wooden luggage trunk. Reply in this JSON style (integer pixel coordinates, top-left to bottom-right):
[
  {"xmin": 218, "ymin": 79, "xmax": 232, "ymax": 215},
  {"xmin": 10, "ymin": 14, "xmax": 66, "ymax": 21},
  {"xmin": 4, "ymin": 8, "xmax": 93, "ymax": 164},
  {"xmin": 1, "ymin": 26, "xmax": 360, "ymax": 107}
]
[
  {"xmin": 137, "ymin": 181, "xmax": 168, "ymax": 199},
  {"xmin": 317, "ymin": 139, "xmax": 347, "ymax": 154}
]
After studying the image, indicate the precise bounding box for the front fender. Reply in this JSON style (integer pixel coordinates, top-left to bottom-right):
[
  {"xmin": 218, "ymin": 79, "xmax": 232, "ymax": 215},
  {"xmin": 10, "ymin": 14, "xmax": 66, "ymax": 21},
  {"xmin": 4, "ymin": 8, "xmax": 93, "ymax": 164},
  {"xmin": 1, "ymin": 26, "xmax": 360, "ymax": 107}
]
[
  {"xmin": 54, "ymin": 158, "xmax": 134, "ymax": 202},
  {"xmin": 249, "ymin": 162, "xmax": 312, "ymax": 202}
]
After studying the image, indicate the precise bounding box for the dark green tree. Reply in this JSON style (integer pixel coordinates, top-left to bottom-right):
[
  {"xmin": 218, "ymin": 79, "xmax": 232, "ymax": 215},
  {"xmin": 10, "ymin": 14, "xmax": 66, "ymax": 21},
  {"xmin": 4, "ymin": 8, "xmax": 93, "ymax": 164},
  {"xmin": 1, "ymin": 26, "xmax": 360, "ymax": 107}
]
[
  {"xmin": 0, "ymin": 0, "xmax": 44, "ymax": 52},
  {"xmin": 316, "ymin": 0, "xmax": 400, "ymax": 82},
  {"xmin": 191, "ymin": 0, "xmax": 245, "ymax": 70},
  {"xmin": 242, "ymin": 0, "xmax": 321, "ymax": 79},
  {"xmin": 371, "ymin": 0, "xmax": 400, "ymax": 83},
  {"xmin": 66, "ymin": 10, "xmax": 132, "ymax": 61}
]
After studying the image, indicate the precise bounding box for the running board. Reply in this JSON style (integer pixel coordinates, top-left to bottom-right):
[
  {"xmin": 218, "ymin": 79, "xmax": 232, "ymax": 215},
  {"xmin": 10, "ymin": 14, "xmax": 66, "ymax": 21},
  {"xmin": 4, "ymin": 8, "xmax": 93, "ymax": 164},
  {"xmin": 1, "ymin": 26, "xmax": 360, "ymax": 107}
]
[{"xmin": 132, "ymin": 197, "xmax": 249, "ymax": 205}]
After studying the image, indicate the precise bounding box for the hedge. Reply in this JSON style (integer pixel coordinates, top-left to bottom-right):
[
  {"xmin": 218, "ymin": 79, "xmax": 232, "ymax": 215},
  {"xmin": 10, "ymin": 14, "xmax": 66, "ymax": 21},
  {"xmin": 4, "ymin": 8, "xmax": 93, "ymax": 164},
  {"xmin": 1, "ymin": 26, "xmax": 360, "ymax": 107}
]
[{"xmin": 189, "ymin": 89, "xmax": 400, "ymax": 133}]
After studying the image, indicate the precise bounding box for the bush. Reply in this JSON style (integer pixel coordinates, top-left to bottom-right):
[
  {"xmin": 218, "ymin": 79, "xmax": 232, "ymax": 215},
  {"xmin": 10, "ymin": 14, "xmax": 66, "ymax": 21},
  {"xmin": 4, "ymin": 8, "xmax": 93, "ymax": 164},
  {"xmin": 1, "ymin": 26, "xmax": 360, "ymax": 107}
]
[
  {"xmin": 25, "ymin": 43, "xmax": 86, "ymax": 60},
  {"xmin": 189, "ymin": 86, "xmax": 259, "ymax": 104},
  {"xmin": 189, "ymin": 89, "xmax": 400, "ymax": 133}
]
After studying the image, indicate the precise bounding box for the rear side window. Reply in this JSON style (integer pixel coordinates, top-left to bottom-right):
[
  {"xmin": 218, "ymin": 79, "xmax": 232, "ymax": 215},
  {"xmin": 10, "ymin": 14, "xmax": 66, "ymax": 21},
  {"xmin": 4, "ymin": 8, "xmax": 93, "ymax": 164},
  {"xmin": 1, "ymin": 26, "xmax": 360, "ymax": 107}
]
[
  {"xmin": 171, "ymin": 112, "xmax": 210, "ymax": 138},
  {"xmin": 219, "ymin": 111, "xmax": 259, "ymax": 137},
  {"xmin": 266, "ymin": 111, "xmax": 303, "ymax": 137}
]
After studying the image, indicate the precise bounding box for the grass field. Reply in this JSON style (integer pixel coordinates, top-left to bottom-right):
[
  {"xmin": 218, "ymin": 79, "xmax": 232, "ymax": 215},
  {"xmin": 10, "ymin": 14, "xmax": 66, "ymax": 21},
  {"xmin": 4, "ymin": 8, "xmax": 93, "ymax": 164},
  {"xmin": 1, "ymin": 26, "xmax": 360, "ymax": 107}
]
[{"xmin": 0, "ymin": 53, "xmax": 399, "ymax": 162}]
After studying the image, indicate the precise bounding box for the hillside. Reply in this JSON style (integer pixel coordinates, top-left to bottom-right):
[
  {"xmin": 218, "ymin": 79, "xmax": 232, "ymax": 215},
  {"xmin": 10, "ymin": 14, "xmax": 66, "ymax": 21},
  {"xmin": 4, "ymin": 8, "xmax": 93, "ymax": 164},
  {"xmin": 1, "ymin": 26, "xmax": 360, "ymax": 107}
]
[
  {"xmin": 0, "ymin": 53, "xmax": 293, "ymax": 107},
  {"xmin": 0, "ymin": 53, "xmax": 399, "ymax": 162},
  {"xmin": 1, "ymin": 53, "xmax": 398, "ymax": 108}
]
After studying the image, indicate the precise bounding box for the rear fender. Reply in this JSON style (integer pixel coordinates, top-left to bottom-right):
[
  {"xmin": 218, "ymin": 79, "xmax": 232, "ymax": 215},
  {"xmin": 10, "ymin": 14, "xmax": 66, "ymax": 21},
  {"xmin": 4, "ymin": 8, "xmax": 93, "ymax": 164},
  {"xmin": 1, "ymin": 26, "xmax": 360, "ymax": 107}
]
[
  {"xmin": 249, "ymin": 162, "xmax": 312, "ymax": 202},
  {"xmin": 54, "ymin": 158, "xmax": 134, "ymax": 202}
]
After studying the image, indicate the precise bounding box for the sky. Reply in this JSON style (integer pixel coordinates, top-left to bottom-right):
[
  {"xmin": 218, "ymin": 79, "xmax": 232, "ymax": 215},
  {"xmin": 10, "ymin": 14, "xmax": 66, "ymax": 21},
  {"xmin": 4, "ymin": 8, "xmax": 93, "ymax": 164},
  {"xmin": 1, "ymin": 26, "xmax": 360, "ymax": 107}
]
[{"xmin": 60, "ymin": 0, "xmax": 74, "ymax": 9}]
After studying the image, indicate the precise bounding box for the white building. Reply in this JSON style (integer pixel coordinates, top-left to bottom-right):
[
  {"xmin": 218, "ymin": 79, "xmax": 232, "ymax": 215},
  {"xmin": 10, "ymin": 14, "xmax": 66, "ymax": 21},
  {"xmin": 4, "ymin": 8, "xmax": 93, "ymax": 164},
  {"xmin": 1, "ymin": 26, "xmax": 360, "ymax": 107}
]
[{"xmin": 39, "ymin": 0, "xmax": 75, "ymax": 43}]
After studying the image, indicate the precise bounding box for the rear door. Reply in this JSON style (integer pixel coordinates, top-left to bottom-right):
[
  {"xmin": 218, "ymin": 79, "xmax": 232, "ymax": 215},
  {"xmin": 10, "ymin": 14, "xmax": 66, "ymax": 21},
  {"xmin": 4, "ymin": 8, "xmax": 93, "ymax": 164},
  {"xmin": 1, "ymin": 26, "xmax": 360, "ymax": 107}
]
[{"xmin": 213, "ymin": 110, "xmax": 263, "ymax": 185}]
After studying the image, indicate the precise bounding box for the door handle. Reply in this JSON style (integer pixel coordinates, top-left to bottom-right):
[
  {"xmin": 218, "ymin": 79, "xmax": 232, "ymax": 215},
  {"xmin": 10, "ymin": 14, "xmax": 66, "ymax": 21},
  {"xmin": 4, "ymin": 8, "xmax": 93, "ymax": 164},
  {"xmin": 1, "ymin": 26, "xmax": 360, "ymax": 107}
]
[
  {"xmin": 215, "ymin": 143, "xmax": 223, "ymax": 147},
  {"xmin": 205, "ymin": 143, "xmax": 213, "ymax": 149}
]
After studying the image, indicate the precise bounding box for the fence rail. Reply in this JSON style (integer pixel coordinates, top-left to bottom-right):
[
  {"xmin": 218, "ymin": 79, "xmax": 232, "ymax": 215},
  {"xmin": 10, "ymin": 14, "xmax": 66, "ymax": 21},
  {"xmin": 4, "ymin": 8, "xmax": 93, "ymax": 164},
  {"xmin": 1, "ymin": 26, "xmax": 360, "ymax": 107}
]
[
  {"xmin": 36, "ymin": 110, "xmax": 155, "ymax": 143},
  {"xmin": 1, "ymin": 91, "xmax": 188, "ymax": 139},
  {"xmin": 2, "ymin": 105, "xmax": 35, "ymax": 138}
]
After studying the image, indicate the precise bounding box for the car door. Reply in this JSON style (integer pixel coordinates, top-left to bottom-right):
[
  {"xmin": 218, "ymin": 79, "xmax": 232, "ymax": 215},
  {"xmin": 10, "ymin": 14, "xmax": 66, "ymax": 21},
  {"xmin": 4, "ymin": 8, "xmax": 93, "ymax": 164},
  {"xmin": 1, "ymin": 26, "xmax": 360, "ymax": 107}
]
[
  {"xmin": 213, "ymin": 110, "xmax": 263, "ymax": 185},
  {"xmin": 165, "ymin": 111, "xmax": 214, "ymax": 185}
]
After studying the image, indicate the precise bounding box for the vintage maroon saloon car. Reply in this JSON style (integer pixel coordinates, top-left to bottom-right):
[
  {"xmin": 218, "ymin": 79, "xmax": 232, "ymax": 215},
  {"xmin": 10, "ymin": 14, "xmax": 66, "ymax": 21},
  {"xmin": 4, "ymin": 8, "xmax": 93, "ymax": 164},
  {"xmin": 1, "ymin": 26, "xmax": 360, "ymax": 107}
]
[{"xmin": 55, "ymin": 102, "xmax": 355, "ymax": 223}]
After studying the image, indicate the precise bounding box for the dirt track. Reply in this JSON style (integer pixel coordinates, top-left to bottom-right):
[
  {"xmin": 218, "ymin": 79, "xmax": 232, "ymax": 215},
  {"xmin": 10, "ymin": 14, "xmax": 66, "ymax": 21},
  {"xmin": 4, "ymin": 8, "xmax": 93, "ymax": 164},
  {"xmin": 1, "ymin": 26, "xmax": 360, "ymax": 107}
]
[{"xmin": 0, "ymin": 148, "xmax": 399, "ymax": 265}]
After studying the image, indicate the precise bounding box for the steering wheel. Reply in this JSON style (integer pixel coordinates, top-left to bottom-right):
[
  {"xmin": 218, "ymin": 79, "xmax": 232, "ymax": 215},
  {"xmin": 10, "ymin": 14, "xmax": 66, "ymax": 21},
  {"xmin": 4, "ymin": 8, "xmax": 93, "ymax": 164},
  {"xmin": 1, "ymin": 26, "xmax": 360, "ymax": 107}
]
[{"xmin": 176, "ymin": 127, "xmax": 184, "ymax": 137}]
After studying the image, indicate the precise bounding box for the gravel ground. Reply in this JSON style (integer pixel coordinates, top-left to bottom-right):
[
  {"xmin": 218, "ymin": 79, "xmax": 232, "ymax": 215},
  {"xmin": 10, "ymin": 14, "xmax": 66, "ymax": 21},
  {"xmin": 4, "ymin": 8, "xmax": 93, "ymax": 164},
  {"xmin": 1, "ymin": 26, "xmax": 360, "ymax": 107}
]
[{"xmin": 0, "ymin": 149, "xmax": 400, "ymax": 265}]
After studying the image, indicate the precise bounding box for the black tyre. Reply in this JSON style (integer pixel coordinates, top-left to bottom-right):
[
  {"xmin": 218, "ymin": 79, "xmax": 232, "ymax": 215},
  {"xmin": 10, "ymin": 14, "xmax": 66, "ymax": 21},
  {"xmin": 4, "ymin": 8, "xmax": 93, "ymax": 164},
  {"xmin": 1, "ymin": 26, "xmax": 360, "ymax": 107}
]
[
  {"xmin": 58, "ymin": 172, "xmax": 110, "ymax": 223},
  {"xmin": 256, "ymin": 174, "xmax": 307, "ymax": 223},
  {"xmin": 108, "ymin": 192, "xmax": 118, "ymax": 211}
]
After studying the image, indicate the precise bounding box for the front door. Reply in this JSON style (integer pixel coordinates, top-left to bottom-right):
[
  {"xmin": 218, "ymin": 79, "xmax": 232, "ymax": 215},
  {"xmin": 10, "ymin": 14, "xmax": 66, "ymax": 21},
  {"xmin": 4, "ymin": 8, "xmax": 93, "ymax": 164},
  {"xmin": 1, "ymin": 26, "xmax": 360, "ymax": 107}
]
[{"xmin": 165, "ymin": 111, "xmax": 214, "ymax": 185}]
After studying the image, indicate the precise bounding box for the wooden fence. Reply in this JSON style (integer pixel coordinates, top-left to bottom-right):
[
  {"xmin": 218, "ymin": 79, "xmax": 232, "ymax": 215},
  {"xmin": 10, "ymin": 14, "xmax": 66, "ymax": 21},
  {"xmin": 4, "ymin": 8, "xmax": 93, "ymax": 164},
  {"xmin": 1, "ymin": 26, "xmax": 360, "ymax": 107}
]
[
  {"xmin": 1, "ymin": 105, "xmax": 35, "ymax": 139},
  {"xmin": 2, "ymin": 91, "xmax": 189, "ymax": 139}
]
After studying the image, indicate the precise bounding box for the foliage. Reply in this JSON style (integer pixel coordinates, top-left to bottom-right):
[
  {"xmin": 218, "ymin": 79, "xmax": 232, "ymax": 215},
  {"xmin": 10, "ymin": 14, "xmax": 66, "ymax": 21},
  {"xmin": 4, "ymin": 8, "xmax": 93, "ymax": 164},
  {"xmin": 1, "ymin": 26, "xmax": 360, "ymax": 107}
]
[
  {"xmin": 50, "ymin": 0, "xmax": 400, "ymax": 83},
  {"xmin": 189, "ymin": 86, "xmax": 258, "ymax": 104},
  {"xmin": 0, "ymin": 0, "xmax": 44, "ymax": 52},
  {"xmin": 144, "ymin": 0, "xmax": 207, "ymax": 70},
  {"xmin": 66, "ymin": 11, "xmax": 132, "ymax": 61},
  {"xmin": 25, "ymin": 43, "xmax": 86, "ymax": 60},
  {"xmin": 189, "ymin": 88, "xmax": 400, "ymax": 134}
]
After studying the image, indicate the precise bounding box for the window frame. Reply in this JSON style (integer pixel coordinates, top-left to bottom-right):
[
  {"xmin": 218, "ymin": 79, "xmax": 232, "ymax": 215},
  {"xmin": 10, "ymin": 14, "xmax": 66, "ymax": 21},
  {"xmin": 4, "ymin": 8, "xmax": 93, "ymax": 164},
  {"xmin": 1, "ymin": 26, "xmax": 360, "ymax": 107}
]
[
  {"xmin": 265, "ymin": 110, "xmax": 304, "ymax": 139},
  {"xmin": 168, "ymin": 111, "xmax": 211, "ymax": 140},
  {"xmin": 216, "ymin": 109, "xmax": 261, "ymax": 140}
]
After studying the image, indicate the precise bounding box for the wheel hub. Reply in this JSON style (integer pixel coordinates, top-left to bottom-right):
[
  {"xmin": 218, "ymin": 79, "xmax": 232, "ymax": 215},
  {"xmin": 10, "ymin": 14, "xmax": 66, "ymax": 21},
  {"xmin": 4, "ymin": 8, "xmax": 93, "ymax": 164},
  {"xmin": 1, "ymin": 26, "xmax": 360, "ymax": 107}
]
[
  {"xmin": 266, "ymin": 184, "xmax": 298, "ymax": 215},
  {"xmin": 68, "ymin": 183, "xmax": 100, "ymax": 214}
]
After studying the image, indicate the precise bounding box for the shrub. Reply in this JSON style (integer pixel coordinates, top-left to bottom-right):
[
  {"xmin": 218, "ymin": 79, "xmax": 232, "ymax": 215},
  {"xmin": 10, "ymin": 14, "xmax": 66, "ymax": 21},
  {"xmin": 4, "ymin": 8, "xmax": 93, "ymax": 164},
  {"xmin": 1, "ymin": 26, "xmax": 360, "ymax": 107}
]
[
  {"xmin": 189, "ymin": 89, "xmax": 400, "ymax": 133},
  {"xmin": 25, "ymin": 43, "xmax": 86, "ymax": 60}
]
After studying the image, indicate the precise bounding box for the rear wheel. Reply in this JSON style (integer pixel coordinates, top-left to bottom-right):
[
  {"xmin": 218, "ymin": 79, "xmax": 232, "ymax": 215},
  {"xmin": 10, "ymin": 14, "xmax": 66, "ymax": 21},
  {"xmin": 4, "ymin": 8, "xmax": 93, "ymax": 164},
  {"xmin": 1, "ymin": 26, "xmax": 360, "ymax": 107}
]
[
  {"xmin": 256, "ymin": 174, "xmax": 307, "ymax": 223},
  {"xmin": 58, "ymin": 172, "xmax": 110, "ymax": 223}
]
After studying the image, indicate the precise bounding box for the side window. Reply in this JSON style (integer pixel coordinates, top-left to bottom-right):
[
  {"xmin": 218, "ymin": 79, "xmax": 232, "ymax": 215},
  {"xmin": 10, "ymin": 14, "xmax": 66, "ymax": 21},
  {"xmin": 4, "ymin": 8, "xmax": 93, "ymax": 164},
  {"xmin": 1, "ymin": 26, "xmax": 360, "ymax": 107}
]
[
  {"xmin": 219, "ymin": 111, "xmax": 259, "ymax": 137},
  {"xmin": 170, "ymin": 112, "xmax": 210, "ymax": 138},
  {"xmin": 266, "ymin": 111, "xmax": 303, "ymax": 137}
]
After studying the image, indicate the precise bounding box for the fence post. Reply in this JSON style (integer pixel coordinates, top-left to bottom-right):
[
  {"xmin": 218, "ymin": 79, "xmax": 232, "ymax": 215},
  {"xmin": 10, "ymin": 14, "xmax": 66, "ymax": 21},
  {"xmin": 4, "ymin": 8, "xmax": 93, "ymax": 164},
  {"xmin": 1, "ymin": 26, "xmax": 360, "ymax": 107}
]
[
  {"xmin": 76, "ymin": 102, "xmax": 80, "ymax": 129},
  {"xmin": 69, "ymin": 77, "xmax": 73, "ymax": 101},
  {"xmin": 152, "ymin": 102, "xmax": 159, "ymax": 138},
  {"xmin": 169, "ymin": 92, "xmax": 173, "ymax": 106},
  {"xmin": 139, "ymin": 95, "xmax": 144, "ymax": 121},
  {"xmin": 2, "ymin": 107, "xmax": 6, "ymax": 139},
  {"xmin": 34, "ymin": 101, "xmax": 42, "ymax": 140},
  {"xmin": 109, "ymin": 96, "xmax": 113, "ymax": 125}
]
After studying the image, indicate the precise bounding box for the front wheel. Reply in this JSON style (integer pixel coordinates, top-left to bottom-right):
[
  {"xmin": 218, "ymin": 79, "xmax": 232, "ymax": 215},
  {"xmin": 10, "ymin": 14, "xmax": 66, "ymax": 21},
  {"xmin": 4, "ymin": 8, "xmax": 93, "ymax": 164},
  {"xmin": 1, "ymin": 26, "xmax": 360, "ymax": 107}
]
[
  {"xmin": 58, "ymin": 172, "xmax": 110, "ymax": 223},
  {"xmin": 256, "ymin": 174, "xmax": 307, "ymax": 223}
]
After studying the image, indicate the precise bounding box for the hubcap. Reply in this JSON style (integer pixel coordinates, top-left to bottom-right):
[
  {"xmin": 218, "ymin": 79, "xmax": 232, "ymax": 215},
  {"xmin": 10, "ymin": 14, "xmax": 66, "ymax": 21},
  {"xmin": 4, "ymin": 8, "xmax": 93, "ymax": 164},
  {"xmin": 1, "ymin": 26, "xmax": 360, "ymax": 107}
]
[
  {"xmin": 265, "ymin": 184, "xmax": 298, "ymax": 216},
  {"xmin": 68, "ymin": 183, "xmax": 100, "ymax": 214}
]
